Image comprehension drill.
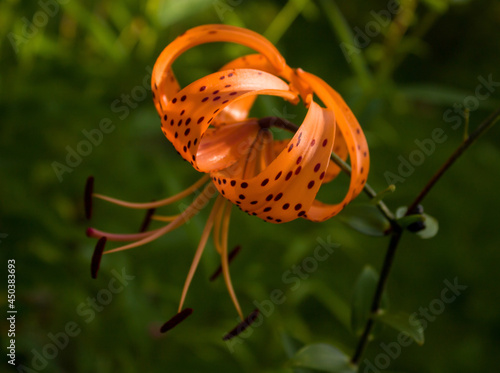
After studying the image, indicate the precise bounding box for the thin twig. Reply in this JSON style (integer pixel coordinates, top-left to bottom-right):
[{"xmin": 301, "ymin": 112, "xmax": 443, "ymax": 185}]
[{"xmin": 407, "ymin": 107, "xmax": 500, "ymax": 214}]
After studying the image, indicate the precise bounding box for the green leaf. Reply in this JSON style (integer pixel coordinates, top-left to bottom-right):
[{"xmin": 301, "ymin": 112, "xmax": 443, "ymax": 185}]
[
  {"xmin": 281, "ymin": 332, "xmax": 306, "ymax": 359},
  {"xmin": 416, "ymin": 214, "xmax": 439, "ymax": 239},
  {"xmin": 291, "ymin": 343, "xmax": 356, "ymax": 373},
  {"xmin": 339, "ymin": 203, "xmax": 391, "ymax": 236},
  {"xmin": 351, "ymin": 266, "xmax": 388, "ymax": 335},
  {"xmin": 396, "ymin": 214, "xmax": 425, "ymax": 229},
  {"xmin": 377, "ymin": 312, "xmax": 425, "ymax": 345},
  {"xmin": 395, "ymin": 207, "xmax": 439, "ymax": 239}
]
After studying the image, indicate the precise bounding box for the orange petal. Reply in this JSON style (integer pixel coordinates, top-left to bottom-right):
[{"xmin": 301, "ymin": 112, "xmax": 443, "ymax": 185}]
[
  {"xmin": 196, "ymin": 120, "xmax": 260, "ymax": 172},
  {"xmin": 159, "ymin": 68, "xmax": 297, "ymax": 173},
  {"xmin": 152, "ymin": 25, "xmax": 287, "ymax": 116},
  {"xmin": 215, "ymin": 54, "xmax": 284, "ymax": 124},
  {"xmin": 322, "ymin": 127, "xmax": 349, "ymax": 184},
  {"xmin": 210, "ymin": 101, "xmax": 336, "ymax": 224},
  {"xmin": 297, "ymin": 70, "xmax": 370, "ymax": 222}
]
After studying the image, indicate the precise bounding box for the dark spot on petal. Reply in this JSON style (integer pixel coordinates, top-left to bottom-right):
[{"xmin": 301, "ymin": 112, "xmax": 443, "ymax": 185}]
[
  {"xmin": 241, "ymin": 182, "xmax": 248, "ymax": 188},
  {"xmin": 295, "ymin": 166, "xmax": 302, "ymax": 175},
  {"xmin": 263, "ymin": 207, "xmax": 272, "ymax": 212},
  {"xmin": 184, "ymin": 128, "xmax": 190, "ymax": 136},
  {"xmin": 294, "ymin": 204, "xmax": 302, "ymax": 211},
  {"xmin": 200, "ymin": 86, "xmax": 206, "ymax": 92},
  {"xmin": 231, "ymin": 180, "xmax": 236, "ymax": 186},
  {"xmin": 282, "ymin": 203, "xmax": 290, "ymax": 210},
  {"xmin": 197, "ymin": 116, "xmax": 205, "ymax": 124},
  {"xmin": 274, "ymin": 193, "xmax": 283, "ymax": 201},
  {"xmin": 265, "ymin": 194, "xmax": 273, "ymax": 201},
  {"xmin": 181, "ymin": 95, "xmax": 187, "ymax": 102},
  {"xmin": 308, "ymin": 181, "xmax": 315, "ymax": 189},
  {"xmin": 261, "ymin": 179, "xmax": 269, "ymax": 186},
  {"xmin": 285, "ymin": 171, "xmax": 293, "ymax": 181},
  {"xmin": 314, "ymin": 163, "xmax": 321, "ymax": 172},
  {"xmin": 239, "ymin": 194, "xmax": 246, "ymax": 200}
]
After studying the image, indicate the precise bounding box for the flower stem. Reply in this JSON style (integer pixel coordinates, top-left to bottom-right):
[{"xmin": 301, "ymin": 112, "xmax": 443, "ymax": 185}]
[
  {"xmin": 350, "ymin": 107, "xmax": 500, "ymax": 366},
  {"xmin": 350, "ymin": 228, "xmax": 402, "ymax": 365},
  {"xmin": 407, "ymin": 107, "xmax": 500, "ymax": 214}
]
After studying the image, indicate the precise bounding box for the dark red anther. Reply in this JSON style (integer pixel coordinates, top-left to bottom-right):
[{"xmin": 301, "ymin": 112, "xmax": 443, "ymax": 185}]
[
  {"xmin": 91, "ymin": 237, "xmax": 106, "ymax": 279},
  {"xmin": 139, "ymin": 207, "xmax": 156, "ymax": 232},
  {"xmin": 84, "ymin": 176, "xmax": 94, "ymax": 220},
  {"xmin": 209, "ymin": 245, "xmax": 242, "ymax": 281},
  {"xmin": 222, "ymin": 309, "xmax": 260, "ymax": 341},
  {"xmin": 160, "ymin": 308, "xmax": 193, "ymax": 333}
]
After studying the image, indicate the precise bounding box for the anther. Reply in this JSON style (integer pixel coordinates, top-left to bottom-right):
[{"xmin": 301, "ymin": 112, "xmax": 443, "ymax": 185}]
[
  {"xmin": 91, "ymin": 237, "xmax": 106, "ymax": 279},
  {"xmin": 160, "ymin": 308, "xmax": 193, "ymax": 333},
  {"xmin": 222, "ymin": 309, "xmax": 260, "ymax": 341},
  {"xmin": 84, "ymin": 176, "xmax": 94, "ymax": 219},
  {"xmin": 139, "ymin": 207, "xmax": 156, "ymax": 233},
  {"xmin": 209, "ymin": 245, "xmax": 242, "ymax": 281}
]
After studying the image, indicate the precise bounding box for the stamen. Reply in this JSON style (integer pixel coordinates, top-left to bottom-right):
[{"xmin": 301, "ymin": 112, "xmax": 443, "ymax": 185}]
[
  {"xmin": 91, "ymin": 237, "xmax": 106, "ymax": 279},
  {"xmin": 220, "ymin": 201, "xmax": 244, "ymax": 320},
  {"xmin": 93, "ymin": 174, "xmax": 210, "ymax": 209},
  {"xmin": 86, "ymin": 227, "xmax": 158, "ymax": 242},
  {"xmin": 139, "ymin": 207, "xmax": 156, "ymax": 232},
  {"xmin": 84, "ymin": 176, "xmax": 94, "ymax": 219},
  {"xmin": 209, "ymin": 245, "xmax": 242, "ymax": 281},
  {"xmin": 222, "ymin": 309, "xmax": 260, "ymax": 341},
  {"xmin": 160, "ymin": 308, "xmax": 193, "ymax": 333},
  {"xmin": 102, "ymin": 183, "xmax": 216, "ymax": 254},
  {"xmin": 178, "ymin": 196, "xmax": 225, "ymax": 312},
  {"xmin": 151, "ymin": 214, "xmax": 180, "ymax": 222}
]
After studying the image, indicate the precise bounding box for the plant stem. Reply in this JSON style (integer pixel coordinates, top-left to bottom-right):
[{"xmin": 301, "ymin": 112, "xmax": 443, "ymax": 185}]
[
  {"xmin": 350, "ymin": 107, "xmax": 500, "ymax": 366},
  {"xmin": 407, "ymin": 107, "xmax": 500, "ymax": 214},
  {"xmin": 351, "ymin": 228, "xmax": 403, "ymax": 365}
]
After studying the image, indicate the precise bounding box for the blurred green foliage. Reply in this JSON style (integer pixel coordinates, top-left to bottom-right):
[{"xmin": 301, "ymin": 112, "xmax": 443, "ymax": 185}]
[{"xmin": 1, "ymin": 0, "xmax": 500, "ymax": 372}]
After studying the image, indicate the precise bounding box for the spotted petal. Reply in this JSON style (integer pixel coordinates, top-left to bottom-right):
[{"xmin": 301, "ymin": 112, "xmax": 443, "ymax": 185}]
[
  {"xmin": 159, "ymin": 68, "xmax": 297, "ymax": 173},
  {"xmin": 215, "ymin": 54, "xmax": 285, "ymax": 124},
  {"xmin": 152, "ymin": 24, "xmax": 288, "ymax": 116},
  {"xmin": 297, "ymin": 70, "xmax": 370, "ymax": 222},
  {"xmin": 211, "ymin": 101, "xmax": 335, "ymax": 224}
]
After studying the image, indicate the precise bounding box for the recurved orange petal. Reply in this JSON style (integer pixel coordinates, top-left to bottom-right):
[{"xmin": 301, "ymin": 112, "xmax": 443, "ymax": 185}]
[
  {"xmin": 215, "ymin": 54, "xmax": 284, "ymax": 125},
  {"xmin": 152, "ymin": 24, "xmax": 288, "ymax": 116},
  {"xmin": 211, "ymin": 101, "xmax": 335, "ymax": 223},
  {"xmin": 297, "ymin": 70, "xmax": 370, "ymax": 222},
  {"xmin": 159, "ymin": 68, "xmax": 297, "ymax": 173}
]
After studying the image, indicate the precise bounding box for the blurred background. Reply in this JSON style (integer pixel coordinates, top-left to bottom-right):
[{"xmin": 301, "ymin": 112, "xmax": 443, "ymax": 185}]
[{"xmin": 1, "ymin": 0, "xmax": 500, "ymax": 372}]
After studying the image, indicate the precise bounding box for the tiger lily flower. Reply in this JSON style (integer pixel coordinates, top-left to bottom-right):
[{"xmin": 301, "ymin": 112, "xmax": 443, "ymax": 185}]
[{"xmin": 85, "ymin": 24, "xmax": 369, "ymax": 339}]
